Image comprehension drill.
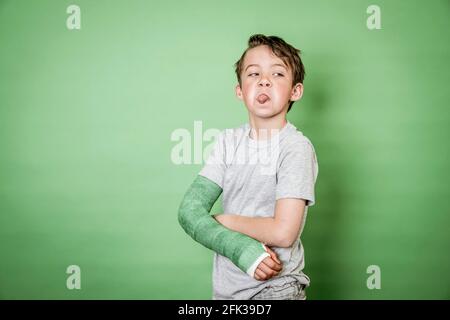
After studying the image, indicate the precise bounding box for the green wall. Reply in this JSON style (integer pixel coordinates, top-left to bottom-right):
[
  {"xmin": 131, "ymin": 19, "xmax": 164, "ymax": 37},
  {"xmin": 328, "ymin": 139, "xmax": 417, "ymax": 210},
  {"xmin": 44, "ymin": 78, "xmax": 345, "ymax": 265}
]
[{"xmin": 0, "ymin": 0, "xmax": 449, "ymax": 299}]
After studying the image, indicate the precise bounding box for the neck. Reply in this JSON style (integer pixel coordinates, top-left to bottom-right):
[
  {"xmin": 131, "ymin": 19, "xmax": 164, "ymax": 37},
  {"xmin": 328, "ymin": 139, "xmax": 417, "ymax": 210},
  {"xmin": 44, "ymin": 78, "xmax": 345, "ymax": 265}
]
[{"xmin": 248, "ymin": 113, "xmax": 288, "ymax": 140}]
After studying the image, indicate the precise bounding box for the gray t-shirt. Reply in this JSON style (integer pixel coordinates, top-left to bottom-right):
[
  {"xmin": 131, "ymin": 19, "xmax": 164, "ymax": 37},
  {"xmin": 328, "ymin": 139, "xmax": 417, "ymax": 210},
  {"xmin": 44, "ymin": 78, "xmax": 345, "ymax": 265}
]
[{"xmin": 198, "ymin": 120, "xmax": 319, "ymax": 300}]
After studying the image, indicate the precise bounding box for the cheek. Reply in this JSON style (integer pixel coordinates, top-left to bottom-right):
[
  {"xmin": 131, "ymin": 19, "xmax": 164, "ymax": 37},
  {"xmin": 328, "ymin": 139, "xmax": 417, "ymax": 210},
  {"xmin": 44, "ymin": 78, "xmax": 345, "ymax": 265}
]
[
  {"xmin": 274, "ymin": 83, "xmax": 293, "ymax": 99},
  {"xmin": 242, "ymin": 83, "xmax": 256, "ymax": 96}
]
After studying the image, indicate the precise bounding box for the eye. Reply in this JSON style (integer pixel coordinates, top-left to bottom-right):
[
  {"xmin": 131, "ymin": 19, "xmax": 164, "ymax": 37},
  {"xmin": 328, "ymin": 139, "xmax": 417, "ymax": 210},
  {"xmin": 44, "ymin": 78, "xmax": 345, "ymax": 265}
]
[
  {"xmin": 273, "ymin": 73, "xmax": 284, "ymax": 77},
  {"xmin": 248, "ymin": 73, "xmax": 259, "ymax": 77}
]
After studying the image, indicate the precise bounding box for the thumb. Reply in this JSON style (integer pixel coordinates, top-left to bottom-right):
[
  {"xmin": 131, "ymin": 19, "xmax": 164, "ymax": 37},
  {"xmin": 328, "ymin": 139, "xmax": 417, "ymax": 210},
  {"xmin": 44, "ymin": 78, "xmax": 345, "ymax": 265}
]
[{"xmin": 266, "ymin": 246, "xmax": 281, "ymax": 264}]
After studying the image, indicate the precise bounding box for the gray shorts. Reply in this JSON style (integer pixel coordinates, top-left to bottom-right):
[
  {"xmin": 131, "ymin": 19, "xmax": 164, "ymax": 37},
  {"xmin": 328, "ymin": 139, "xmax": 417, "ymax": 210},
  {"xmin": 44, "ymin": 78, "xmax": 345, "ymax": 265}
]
[{"xmin": 249, "ymin": 280, "xmax": 307, "ymax": 300}]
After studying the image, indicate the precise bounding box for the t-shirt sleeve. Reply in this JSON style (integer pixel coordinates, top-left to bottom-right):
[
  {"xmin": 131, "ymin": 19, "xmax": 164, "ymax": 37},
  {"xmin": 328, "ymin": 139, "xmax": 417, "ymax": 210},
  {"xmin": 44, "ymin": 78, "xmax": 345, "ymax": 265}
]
[
  {"xmin": 275, "ymin": 139, "xmax": 319, "ymax": 206},
  {"xmin": 198, "ymin": 131, "xmax": 227, "ymax": 189}
]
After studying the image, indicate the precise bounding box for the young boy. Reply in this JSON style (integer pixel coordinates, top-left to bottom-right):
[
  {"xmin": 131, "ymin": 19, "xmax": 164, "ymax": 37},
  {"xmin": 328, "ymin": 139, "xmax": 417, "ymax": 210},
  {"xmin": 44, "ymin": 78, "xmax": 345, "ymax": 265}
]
[{"xmin": 178, "ymin": 34, "xmax": 318, "ymax": 300}]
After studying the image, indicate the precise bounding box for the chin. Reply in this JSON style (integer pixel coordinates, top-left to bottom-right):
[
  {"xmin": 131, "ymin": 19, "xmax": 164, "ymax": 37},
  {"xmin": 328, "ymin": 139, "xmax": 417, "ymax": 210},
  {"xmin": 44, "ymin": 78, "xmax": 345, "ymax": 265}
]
[
  {"xmin": 248, "ymin": 104, "xmax": 282, "ymax": 118},
  {"xmin": 249, "ymin": 108, "xmax": 277, "ymax": 119}
]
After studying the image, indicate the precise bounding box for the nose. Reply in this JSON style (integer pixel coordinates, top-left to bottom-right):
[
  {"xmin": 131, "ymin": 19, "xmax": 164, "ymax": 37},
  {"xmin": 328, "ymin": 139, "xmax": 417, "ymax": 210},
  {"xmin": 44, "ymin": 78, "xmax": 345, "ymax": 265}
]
[{"xmin": 258, "ymin": 75, "xmax": 271, "ymax": 87}]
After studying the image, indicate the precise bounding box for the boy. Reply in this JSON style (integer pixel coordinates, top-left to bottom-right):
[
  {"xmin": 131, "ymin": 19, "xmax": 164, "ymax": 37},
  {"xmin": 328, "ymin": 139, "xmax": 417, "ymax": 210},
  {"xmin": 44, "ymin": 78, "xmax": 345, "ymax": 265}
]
[{"xmin": 178, "ymin": 34, "xmax": 318, "ymax": 300}]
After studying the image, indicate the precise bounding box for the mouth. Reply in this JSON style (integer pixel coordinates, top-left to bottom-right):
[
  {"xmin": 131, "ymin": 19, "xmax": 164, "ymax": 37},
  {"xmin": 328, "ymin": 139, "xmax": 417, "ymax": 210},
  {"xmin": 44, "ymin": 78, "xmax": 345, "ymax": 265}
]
[{"xmin": 256, "ymin": 93, "xmax": 271, "ymax": 104}]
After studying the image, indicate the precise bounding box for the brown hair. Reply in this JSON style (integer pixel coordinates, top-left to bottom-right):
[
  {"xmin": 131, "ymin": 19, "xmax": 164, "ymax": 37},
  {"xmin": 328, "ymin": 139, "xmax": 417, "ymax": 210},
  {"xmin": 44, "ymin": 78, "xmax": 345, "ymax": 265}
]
[{"xmin": 234, "ymin": 34, "xmax": 305, "ymax": 113}]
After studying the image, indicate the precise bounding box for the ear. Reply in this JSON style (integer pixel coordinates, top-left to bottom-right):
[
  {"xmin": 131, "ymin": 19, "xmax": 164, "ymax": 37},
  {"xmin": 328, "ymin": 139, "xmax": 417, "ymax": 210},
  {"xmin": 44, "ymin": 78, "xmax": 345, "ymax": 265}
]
[
  {"xmin": 235, "ymin": 84, "xmax": 243, "ymax": 100},
  {"xmin": 290, "ymin": 83, "xmax": 304, "ymax": 102}
]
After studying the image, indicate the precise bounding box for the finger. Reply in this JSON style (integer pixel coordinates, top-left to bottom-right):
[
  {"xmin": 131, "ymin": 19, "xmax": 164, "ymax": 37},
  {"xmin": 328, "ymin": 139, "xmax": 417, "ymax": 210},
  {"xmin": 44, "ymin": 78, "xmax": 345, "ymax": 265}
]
[
  {"xmin": 259, "ymin": 261, "xmax": 278, "ymax": 277},
  {"xmin": 271, "ymin": 253, "xmax": 281, "ymax": 265},
  {"xmin": 255, "ymin": 268, "xmax": 268, "ymax": 280},
  {"xmin": 254, "ymin": 273, "xmax": 261, "ymax": 281},
  {"xmin": 263, "ymin": 254, "xmax": 282, "ymax": 269},
  {"xmin": 261, "ymin": 257, "xmax": 281, "ymax": 271},
  {"xmin": 266, "ymin": 247, "xmax": 281, "ymax": 264},
  {"xmin": 262, "ymin": 258, "xmax": 282, "ymax": 272},
  {"xmin": 265, "ymin": 246, "xmax": 275, "ymax": 257}
]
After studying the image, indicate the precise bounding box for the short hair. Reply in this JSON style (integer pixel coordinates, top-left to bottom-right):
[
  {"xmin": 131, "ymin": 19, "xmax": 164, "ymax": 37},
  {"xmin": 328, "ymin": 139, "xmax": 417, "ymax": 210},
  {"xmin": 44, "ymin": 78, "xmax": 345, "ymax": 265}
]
[{"xmin": 234, "ymin": 34, "xmax": 305, "ymax": 113}]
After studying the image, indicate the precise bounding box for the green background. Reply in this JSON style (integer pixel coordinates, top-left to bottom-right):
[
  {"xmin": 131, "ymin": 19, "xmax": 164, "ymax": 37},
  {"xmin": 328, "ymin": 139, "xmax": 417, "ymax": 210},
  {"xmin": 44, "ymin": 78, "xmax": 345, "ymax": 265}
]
[{"xmin": 0, "ymin": 0, "xmax": 449, "ymax": 299}]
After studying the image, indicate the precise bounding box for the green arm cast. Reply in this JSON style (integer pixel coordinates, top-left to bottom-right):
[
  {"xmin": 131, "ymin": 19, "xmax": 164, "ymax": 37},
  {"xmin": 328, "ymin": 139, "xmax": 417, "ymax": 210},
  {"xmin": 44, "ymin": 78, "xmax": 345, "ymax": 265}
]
[{"xmin": 178, "ymin": 174, "xmax": 268, "ymax": 274}]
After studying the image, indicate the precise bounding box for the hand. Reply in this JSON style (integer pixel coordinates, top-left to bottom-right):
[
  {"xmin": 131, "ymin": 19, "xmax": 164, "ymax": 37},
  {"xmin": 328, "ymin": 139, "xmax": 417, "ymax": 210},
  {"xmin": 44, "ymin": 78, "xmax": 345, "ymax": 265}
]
[{"xmin": 254, "ymin": 246, "xmax": 283, "ymax": 281}]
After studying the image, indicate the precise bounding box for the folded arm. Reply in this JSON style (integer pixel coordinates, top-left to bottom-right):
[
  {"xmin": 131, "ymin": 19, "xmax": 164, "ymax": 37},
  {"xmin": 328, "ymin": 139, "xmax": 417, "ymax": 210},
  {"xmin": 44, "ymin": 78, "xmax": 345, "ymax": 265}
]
[
  {"xmin": 214, "ymin": 198, "xmax": 307, "ymax": 248},
  {"xmin": 178, "ymin": 174, "xmax": 270, "ymax": 276}
]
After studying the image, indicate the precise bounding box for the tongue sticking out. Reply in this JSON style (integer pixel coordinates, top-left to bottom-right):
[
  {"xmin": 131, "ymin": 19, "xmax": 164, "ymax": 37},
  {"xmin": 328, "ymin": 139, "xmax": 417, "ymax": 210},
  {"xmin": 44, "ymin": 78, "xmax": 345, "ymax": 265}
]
[{"xmin": 257, "ymin": 94, "xmax": 270, "ymax": 104}]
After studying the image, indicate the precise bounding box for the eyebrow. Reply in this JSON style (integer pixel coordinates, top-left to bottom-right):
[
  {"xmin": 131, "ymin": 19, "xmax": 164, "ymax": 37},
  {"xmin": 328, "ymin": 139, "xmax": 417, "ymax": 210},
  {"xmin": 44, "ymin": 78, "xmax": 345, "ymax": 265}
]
[{"xmin": 244, "ymin": 63, "xmax": 288, "ymax": 71}]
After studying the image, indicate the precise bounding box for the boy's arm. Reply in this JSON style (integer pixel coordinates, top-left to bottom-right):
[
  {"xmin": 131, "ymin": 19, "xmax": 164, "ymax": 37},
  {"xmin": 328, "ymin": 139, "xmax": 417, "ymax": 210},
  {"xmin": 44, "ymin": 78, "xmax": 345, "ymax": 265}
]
[
  {"xmin": 215, "ymin": 138, "xmax": 317, "ymax": 248},
  {"xmin": 214, "ymin": 198, "xmax": 307, "ymax": 248},
  {"xmin": 178, "ymin": 174, "xmax": 272, "ymax": 276}
]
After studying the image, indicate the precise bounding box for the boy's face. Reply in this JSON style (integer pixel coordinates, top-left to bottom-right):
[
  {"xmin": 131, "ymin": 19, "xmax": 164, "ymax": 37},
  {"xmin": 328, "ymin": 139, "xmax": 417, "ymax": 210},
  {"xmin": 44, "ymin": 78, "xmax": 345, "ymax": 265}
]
[{"xmin": 236, "ymin": 45, "xmax": 303, "ymax": 119}]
